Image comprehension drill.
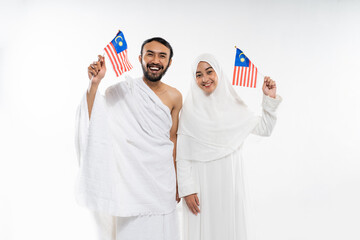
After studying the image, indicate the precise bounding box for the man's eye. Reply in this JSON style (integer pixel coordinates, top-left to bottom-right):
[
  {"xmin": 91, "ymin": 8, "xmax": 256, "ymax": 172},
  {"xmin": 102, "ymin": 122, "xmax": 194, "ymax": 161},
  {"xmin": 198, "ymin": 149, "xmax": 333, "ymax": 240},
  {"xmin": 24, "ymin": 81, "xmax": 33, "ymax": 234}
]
[{"xmin": 160, "ymin": 55, "xmax": 166, "ymax": 58}]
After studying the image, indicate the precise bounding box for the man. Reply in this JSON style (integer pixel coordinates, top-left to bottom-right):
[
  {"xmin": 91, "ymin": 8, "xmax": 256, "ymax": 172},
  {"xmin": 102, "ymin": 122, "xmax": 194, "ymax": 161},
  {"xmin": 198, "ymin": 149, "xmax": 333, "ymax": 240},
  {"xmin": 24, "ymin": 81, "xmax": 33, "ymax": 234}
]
[{"xmin": 75, "ymin": 37, "xmax": 182, "ymax": 240}]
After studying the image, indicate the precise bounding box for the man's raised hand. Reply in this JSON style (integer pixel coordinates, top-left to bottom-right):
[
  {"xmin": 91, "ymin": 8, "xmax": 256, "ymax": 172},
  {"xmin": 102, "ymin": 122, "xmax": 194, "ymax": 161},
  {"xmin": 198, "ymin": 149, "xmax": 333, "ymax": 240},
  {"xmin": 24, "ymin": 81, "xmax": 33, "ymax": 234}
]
[
  {"xmin": 88, "ymin": 55, "xmax": 106, "ymax": 85},
  {"xmin": 87, "ymin": 55, "xmax": 106, "ymax": 118}
]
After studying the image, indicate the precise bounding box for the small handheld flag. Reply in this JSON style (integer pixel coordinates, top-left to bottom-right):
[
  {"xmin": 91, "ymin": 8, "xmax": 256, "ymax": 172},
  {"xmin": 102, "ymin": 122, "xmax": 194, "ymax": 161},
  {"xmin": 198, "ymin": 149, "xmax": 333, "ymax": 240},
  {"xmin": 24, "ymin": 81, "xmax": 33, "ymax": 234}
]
[
  {"xmin": 232, "ymin": 47, "xmax": 258, "ymax": 88},
  {"xmin": 104, "ymin": 31, "xmax": 133, "ymax": 77}
]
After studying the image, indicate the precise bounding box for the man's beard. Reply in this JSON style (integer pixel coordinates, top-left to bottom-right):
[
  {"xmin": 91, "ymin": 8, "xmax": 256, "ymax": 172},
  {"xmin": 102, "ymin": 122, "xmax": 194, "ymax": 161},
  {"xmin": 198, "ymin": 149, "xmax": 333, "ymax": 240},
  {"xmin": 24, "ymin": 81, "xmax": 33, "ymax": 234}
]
[{"xmin": 141, "ymin": 63, "xmax": 169, "ymax": 82}]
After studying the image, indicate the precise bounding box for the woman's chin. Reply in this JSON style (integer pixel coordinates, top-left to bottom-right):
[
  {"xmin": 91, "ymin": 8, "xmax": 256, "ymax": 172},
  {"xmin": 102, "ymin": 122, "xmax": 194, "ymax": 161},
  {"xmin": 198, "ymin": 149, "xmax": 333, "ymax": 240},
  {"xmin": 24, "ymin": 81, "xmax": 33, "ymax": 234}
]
[{"xmin": 202, "ymin": 86, "xmax": 216, "ymax": 94}]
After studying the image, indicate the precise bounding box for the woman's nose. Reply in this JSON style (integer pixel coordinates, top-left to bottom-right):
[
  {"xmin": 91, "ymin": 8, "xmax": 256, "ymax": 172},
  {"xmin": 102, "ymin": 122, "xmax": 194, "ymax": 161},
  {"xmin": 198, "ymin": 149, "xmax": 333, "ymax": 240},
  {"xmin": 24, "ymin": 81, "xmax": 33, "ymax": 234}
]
[{"xmin": 202, "ymin": 75, "xmax": 209, "ymax": 82}]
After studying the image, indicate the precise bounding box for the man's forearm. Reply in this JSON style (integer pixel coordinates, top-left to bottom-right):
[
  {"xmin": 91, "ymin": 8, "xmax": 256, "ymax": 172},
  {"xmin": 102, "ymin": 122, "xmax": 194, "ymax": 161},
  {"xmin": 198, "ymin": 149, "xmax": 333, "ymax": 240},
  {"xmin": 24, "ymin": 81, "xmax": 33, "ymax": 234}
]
[
  {"xmin": 170, "ymin": 136, "xmax": 177, "ymax": 168},
  {"xmin": 86, "ymin": 82, "xmax": 99, "ymax": 119}
]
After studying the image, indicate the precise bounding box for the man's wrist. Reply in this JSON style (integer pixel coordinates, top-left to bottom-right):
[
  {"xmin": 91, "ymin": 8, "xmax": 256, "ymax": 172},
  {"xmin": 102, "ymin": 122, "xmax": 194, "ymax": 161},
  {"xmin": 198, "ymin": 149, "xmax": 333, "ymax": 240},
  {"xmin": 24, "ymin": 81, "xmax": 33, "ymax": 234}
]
[
  {"xmin": 91, "ymin": 80, "xmax": 100, "ymax": 88},
  {"xmin": 87, "ymin": 82, "xmax": 99, "ymax": 95}
]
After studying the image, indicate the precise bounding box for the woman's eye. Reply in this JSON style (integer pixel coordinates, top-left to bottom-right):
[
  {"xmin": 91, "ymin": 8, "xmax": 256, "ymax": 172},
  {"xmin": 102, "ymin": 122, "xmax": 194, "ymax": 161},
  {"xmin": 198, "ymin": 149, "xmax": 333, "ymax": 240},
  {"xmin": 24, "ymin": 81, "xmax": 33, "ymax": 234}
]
[{"xmin": 207, "ymin": 71, "xmax": 212, "ymax": 75}]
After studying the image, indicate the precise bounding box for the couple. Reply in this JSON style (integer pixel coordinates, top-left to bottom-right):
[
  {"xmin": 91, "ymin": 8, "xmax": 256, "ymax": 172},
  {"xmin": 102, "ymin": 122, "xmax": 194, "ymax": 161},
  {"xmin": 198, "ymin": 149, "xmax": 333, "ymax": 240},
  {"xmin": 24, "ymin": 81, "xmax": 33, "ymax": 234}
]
[{"xmin": 75, "ymin": 37, "xmax": 282, "ymax": 240}]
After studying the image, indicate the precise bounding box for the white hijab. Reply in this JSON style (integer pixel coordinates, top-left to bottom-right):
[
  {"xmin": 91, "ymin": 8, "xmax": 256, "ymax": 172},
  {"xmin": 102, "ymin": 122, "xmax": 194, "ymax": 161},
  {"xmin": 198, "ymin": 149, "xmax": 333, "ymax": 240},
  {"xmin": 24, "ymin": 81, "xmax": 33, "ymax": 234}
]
[{"xmin": 177, "ymin": 53, "xmax": 259, "ymax": 162}]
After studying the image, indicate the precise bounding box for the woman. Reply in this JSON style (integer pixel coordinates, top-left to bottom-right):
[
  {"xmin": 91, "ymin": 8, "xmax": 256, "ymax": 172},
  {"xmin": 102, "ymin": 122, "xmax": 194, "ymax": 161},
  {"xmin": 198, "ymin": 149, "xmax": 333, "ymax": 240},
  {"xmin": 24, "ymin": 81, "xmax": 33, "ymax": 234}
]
[{"xmin": 176, "ymin": 53, "xmax": 282, "ymax": 240}]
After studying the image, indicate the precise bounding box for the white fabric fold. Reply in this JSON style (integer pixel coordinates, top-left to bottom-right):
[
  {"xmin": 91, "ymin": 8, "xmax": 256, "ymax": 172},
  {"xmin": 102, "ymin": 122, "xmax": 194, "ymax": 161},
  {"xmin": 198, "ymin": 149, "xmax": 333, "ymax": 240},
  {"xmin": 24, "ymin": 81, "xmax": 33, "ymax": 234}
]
[
  {"xmin": 75, "ymin": 76, "xmax": 177, "ymax": 217},
  {"xmin": 75, "ymin": 92, "xmax": 90, "ymax": 166}
]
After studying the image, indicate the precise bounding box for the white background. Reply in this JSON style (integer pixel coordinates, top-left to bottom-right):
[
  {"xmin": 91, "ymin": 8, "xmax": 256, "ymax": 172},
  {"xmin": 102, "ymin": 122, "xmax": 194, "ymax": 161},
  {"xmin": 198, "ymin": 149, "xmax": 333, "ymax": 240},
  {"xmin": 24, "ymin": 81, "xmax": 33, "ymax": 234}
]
[{"xmin": 1, "ymin": 0, "xmax": 359, "ymax": 239}]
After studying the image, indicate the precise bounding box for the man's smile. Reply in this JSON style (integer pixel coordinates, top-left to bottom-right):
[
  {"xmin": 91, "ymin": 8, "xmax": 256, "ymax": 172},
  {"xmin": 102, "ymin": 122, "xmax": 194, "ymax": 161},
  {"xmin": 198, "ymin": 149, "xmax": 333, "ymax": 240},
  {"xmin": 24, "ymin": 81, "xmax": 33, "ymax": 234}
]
[{"xmin": 148, "ymin": 64, "xmax": 163, "ymax": 74}]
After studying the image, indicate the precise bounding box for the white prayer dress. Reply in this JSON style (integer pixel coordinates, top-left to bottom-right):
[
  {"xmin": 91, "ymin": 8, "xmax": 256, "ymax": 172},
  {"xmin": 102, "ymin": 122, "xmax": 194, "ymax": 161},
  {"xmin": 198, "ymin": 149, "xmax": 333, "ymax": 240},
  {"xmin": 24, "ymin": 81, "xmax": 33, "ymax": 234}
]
[{"xmin": 176, "ymin": 54, "xmax": 282, "ymax": 240}]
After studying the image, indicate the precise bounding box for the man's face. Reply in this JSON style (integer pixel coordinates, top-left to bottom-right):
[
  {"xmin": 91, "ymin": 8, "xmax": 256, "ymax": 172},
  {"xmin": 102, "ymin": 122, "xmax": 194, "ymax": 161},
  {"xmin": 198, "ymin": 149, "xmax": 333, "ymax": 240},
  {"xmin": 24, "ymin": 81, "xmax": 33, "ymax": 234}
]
[{"xmin": 139, "ymin": 41, "xmax": 172, "ymax": 82}]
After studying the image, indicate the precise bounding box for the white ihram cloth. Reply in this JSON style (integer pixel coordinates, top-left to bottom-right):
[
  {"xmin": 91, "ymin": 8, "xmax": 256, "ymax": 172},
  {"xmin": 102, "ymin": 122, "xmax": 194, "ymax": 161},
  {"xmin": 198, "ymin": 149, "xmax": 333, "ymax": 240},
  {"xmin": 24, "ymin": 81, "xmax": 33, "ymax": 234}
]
[
  {"xmin": 75, "ymin": 76, "xmax": 179, "ymax": 239},
  {"xmin": 92, "ymin": 209, "xmax": 179, "ymax": 240},
  {"xmin": 176, "ymin": 54, "xmax": 282, "ymax": 240}
]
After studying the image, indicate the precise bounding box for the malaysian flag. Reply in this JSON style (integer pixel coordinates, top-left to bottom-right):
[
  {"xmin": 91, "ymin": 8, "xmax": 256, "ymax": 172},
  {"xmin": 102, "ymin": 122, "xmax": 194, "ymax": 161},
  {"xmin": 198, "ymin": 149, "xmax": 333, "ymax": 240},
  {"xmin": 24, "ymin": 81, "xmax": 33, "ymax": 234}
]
[
  {"xmin": 232, "ymin": 48, "xmax": 258, "ymax": 88},
  {"xmin": 104, "ymin": 31, "xmax": 133, "ymax": 77}
]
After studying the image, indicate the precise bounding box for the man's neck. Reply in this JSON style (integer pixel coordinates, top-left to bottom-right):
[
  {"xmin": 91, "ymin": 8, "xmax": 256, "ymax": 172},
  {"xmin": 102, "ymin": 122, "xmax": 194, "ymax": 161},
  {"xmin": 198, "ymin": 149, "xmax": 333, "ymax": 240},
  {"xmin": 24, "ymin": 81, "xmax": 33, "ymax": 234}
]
[{"xmin": 142, "ymin": 76, "xmax": 163, "ymax": 92}]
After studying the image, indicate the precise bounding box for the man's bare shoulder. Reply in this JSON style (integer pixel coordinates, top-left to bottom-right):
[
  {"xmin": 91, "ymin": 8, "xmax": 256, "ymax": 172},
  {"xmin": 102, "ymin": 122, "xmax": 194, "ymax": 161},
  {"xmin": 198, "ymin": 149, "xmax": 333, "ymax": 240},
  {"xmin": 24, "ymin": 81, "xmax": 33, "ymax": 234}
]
[{"xmin": 163, "ymin": 83, "xmax": 182, "ymax": 105}]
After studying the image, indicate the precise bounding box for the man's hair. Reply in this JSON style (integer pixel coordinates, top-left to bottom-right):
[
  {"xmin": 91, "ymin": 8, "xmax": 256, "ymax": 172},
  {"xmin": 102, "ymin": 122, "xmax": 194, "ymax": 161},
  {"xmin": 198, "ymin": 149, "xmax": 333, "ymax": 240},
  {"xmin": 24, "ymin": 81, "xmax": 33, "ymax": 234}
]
[{"xmin": 140, "ymin": 37, "xmax": 174, "ymax": 60}]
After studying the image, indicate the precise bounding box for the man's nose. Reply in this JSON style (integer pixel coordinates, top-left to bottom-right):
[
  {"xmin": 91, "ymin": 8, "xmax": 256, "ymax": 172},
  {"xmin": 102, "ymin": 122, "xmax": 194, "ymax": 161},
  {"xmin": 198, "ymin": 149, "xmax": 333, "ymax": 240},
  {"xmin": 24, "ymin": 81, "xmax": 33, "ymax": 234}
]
[{"xmin": 152, "ymin": 55, "xmax": 160, "ymax": 63}]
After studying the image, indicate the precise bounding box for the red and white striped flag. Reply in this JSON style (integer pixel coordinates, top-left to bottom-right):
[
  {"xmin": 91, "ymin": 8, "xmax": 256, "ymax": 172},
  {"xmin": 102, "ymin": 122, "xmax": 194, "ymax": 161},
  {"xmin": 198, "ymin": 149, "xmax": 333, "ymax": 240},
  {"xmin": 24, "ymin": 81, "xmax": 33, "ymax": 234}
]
[
  {"xmin": 232, "ymin": 48, "xmax": 258, "ymax": 88},
  {"xmin": 104, "ymin": 31, "xmax": 133, "ymax": 77}
]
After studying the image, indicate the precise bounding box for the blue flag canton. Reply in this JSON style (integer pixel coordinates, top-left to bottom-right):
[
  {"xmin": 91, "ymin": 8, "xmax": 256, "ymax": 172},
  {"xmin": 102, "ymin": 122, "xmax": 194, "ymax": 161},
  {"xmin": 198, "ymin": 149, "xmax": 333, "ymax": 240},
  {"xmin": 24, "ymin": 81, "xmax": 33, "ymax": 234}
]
[
  {"xmin": 110, "ymin": 31, "xmax": 128, "ymax": 53},
  {"xmin": 234, "ymin": 48, "xmax": 250, "ymax": 67}
]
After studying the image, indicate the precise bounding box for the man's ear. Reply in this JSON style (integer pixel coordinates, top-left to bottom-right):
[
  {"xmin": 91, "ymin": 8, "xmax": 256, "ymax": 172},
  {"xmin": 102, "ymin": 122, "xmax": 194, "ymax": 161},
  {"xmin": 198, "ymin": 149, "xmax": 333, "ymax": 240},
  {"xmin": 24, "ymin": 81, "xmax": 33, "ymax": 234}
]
[
  {"xmin": 138, "ymin": 55, "xmax": 142, "ymax": 64},
  {"xmin": 168, "ymin": 59, "xmax": 172, "ymax": 68}
]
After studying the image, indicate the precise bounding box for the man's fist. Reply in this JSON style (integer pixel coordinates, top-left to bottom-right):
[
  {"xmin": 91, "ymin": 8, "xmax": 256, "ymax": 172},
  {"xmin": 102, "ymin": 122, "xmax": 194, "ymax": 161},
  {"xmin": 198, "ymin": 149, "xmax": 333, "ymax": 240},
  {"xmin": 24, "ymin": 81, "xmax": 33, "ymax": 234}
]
[{"xmin": 88, "ymin": 55, "xmax": 106, "ymax": 85}]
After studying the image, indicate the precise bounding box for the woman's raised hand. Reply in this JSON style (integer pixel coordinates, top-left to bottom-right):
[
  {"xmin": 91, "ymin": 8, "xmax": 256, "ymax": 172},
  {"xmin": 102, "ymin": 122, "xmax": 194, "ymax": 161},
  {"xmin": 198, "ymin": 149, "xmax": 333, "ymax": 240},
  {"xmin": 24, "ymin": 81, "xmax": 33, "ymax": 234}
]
[
  {"xmin": 262, "ymin": 76, "xmax": 277, "ymax": 98},
  {"xmin": 184, "ymin": 193, "xmax": 200, "ymax": 215}
]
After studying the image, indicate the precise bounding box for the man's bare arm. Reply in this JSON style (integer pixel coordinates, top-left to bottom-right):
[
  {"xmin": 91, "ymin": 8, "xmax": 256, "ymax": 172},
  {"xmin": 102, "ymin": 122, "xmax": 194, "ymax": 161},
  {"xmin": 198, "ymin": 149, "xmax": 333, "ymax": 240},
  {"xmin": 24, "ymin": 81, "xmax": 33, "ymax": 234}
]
[
  {"xmin": 169, "ymin": 90, "xmax": 182, "ymax": 164},
  {"xmin": 86, "ymin": 55, "xmax": 106, "ymax": 119},
  {"xmin": 169, "ymin": 89, "xmax": 182, "ymax": 203}
]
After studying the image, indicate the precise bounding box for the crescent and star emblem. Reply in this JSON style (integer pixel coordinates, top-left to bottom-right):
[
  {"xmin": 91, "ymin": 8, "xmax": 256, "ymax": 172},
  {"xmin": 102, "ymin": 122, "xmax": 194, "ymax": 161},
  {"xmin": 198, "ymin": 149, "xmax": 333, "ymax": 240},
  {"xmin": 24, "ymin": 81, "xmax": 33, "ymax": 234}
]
[
  {"xmin": 115, "ymin": 36, "xmax": 124, "ymax": 47},
  {"xmin": 239, "ymin": 53, "xmax": 245, "ymax": 62}
]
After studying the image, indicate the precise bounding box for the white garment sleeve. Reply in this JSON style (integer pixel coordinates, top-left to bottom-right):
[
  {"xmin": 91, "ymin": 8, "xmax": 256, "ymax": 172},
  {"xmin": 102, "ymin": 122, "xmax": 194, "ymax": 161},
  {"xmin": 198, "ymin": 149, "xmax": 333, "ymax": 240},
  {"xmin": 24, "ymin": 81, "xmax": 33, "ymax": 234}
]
[
  {"xmin": 252, "ymin": 94, "xmax": 282, "ymax": 136},
  {"xmin": 75, "ymin": 90, "xmax": 103, "ymax": 166},
  {"xmin": 75, "ymin": 92, "xmax": 90, "ymax": 166},
  {"xmin": 176, "ymin": 159, "xmax": 198, "ymax": 198}
]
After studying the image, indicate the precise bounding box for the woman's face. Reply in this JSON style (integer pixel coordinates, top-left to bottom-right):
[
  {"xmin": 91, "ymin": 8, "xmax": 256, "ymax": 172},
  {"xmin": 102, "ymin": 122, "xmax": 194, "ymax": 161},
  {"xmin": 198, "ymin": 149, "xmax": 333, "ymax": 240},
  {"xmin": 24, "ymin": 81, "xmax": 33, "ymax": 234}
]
[{"xmin": 195, "ymin": 61, "xmax": 218, "ymax": 94}]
